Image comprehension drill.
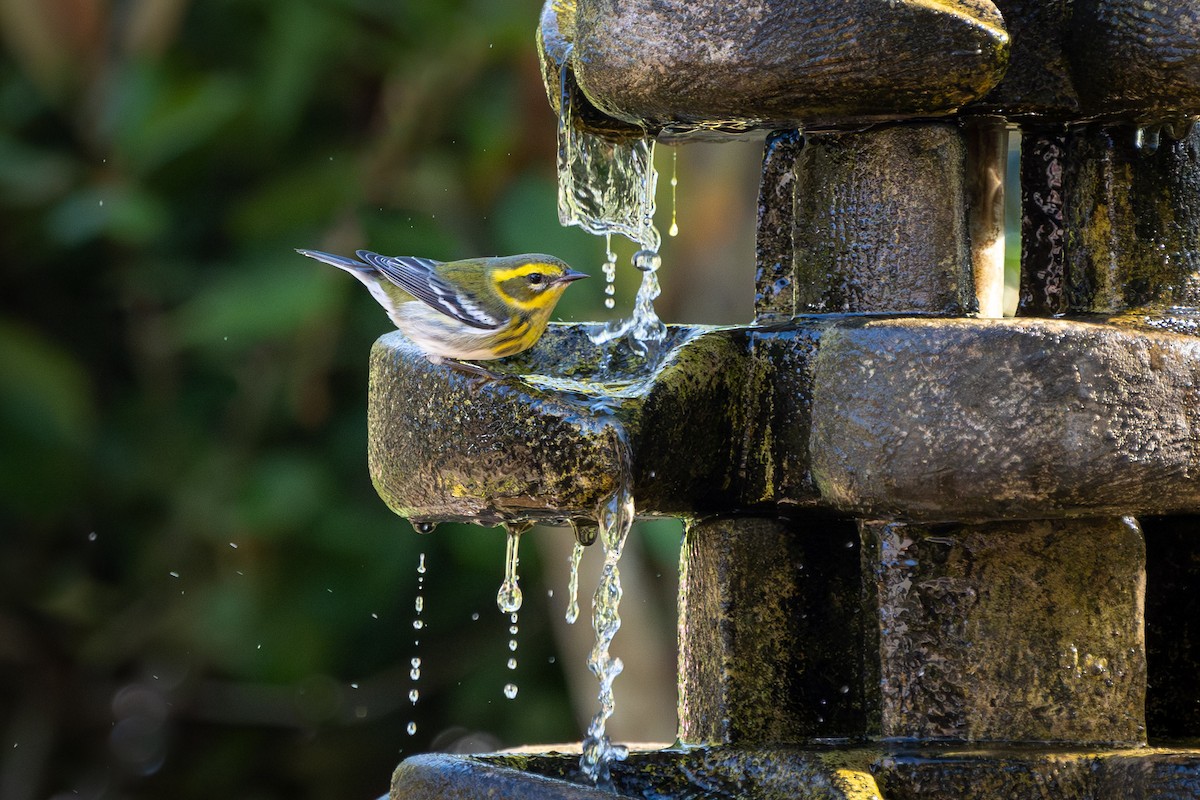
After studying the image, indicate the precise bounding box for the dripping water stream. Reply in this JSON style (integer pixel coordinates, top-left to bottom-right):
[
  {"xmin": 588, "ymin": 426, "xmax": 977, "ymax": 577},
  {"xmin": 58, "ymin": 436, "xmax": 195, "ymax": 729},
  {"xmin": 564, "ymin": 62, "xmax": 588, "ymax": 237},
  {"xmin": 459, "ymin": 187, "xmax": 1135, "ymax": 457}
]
[
  {"xmin": 556, "ymin": 44, "xmax": 666, "ymax": 353},
  {"xmin": 578, "ymin": 421, "xmax": 635, "ymax": 785}
]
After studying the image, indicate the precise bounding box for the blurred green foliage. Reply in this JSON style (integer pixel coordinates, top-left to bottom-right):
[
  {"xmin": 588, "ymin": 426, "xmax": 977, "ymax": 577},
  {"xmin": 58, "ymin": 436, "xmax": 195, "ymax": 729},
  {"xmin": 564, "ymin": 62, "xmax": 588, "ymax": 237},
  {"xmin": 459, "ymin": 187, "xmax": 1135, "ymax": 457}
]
[{"xmin": 0, "ymin": 1, "xmax": 686, "ymax": 798}]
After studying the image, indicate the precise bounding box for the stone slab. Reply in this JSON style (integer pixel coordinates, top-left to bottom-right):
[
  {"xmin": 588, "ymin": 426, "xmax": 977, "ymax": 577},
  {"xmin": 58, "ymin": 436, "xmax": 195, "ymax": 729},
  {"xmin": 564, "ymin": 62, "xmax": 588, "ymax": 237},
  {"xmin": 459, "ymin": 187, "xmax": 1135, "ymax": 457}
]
[
  {"xmin": 369, "ymin": 315, "xmax": 1200, "ymax": 524},
  {"xmin": 567, "ymin": 0, "xmax": 1008, "ymax": 131}
]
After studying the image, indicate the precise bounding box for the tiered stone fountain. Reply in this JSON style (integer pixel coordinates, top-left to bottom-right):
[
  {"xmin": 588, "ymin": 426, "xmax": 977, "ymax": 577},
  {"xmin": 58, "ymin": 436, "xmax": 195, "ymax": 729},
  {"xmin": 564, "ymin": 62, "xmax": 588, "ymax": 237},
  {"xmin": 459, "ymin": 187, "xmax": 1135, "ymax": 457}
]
[{"xmin": 379, "ymin": 1, "xmax": 1200, "ymax": 797}]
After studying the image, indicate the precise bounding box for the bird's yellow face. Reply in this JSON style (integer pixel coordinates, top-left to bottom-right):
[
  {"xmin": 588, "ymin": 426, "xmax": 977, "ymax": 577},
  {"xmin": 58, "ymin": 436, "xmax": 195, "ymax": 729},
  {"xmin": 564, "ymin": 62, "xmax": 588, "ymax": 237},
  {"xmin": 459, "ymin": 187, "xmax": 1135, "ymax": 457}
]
[{"xmin": 490, "ymin": 259, "xmax": 588, "ymax": 316}]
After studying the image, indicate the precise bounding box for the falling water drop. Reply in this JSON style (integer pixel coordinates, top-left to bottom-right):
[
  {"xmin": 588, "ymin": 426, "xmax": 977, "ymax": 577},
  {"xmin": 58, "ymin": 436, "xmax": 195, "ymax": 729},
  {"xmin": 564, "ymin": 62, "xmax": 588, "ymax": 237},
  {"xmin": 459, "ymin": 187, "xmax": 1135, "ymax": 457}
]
[
  {"xmin": 413, "ymin": 521, "xmax": 437, "ymax": 535},
  {"xmin": 410, "ymin": 552, "xmax": 425, "ymax": 711},
  {"xmin": 507, "ymin": 611, "xmax": 520, "ymax": 672},
  {"xmin": 633, "ymin": 249, "xmax": 661, "ymax": 273},
  {"xmin": 602, "ymin": 234, "xmax": 618, "ymax": 311},
  {"xmin": 503, "ymin": 683, "xmax": 519, "ymax": 700},
  {"xmin": 668, "ymin": 149, "xmax": 679, "ymax": 237},
  {"xmin": 1135, "ymin": 125, "xmax": 1161, "ymax": 154},
  {"xmin": 407, "ymin": 721, "xmax": 417, "ymax": 736},
  {"xmin": 566, "ymin": 541, "xmax": 584, "ymax": 625},
  {"xmin": 496, "ymin": 525, "xmax": 526, "ymax": 614}
]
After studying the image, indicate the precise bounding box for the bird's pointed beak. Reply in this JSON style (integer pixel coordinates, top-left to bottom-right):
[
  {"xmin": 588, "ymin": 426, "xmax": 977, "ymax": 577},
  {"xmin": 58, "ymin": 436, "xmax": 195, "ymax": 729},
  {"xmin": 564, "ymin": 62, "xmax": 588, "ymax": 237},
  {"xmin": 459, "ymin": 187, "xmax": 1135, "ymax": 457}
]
[{"xmin": 555, "ymin": 269, "xmax": 589, "ymax": 284}]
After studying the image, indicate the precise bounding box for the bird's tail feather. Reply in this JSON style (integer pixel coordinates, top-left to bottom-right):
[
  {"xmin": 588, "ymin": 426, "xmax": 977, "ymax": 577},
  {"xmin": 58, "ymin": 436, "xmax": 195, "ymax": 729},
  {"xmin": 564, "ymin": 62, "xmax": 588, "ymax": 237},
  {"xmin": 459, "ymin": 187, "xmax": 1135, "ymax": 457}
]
[{"xmin": 295, "ymin": 248, "xmax": 372, "ymax": 275}]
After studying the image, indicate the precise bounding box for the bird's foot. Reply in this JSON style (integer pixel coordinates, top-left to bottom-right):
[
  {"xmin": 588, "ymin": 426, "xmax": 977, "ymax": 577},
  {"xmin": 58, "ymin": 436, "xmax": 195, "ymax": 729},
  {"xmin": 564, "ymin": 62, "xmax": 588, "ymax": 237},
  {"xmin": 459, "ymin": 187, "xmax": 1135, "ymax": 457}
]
[{"xmin": 426, "ymin": 354, "xmax": 499, "ymax": 384}]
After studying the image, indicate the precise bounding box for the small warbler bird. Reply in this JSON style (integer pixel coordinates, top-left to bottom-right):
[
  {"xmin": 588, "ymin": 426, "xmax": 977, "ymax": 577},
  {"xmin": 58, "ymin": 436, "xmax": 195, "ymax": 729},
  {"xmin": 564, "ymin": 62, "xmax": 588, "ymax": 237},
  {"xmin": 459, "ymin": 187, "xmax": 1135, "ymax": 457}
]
[{"xmin": 297, "ymin": 248, "xmax": 588, "ymax": 370}]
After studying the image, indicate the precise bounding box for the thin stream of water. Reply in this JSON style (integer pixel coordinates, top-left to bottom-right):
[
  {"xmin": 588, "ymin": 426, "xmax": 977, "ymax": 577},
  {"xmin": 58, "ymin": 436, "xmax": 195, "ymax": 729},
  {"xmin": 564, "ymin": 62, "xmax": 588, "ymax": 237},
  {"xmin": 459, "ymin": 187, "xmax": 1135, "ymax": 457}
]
[{"xmin": 578, "ymin": 423, "xmax": 635, "ymax": 785}]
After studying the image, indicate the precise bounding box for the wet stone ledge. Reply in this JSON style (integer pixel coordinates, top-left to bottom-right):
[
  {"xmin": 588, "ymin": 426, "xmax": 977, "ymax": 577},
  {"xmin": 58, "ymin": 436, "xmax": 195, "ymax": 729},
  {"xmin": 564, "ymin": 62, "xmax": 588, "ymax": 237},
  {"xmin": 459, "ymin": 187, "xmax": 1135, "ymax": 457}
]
[
  {"xmin": 369, "ymin": 315, "xmax": 1200, "ymax": 526},
  {"xmin": 540, "ymin": 0, "xmax": 1009, "ymax": 133},
  {"xmin": 391, "ymin": 746, "xmax": 1200, "ymax": 799}
]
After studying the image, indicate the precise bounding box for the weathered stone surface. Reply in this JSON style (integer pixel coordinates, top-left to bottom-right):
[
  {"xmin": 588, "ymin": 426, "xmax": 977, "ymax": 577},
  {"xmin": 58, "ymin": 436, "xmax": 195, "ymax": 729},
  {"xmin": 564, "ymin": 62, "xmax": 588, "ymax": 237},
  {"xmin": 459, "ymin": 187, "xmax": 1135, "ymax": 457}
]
[
  {"xmin": 975, "ymin": 0, "xmax": 1080, "ymax": 117},
  {"xmin": 395, "ymin": 747, "xmax": 885, "ymax": 799},
  {"xmin": 865, "ymin": 518, "xmax": 1146, "ymax": 744},
  {"xmin": 755, "ymin": 130, "xmax": 802, "ymax": 322},
  {"xmin": 392, "ymin": 753, "xmax": 614, "ymax": 800},
  {"xmin": 1069, "ymin": 0, "xmax": 1200, "ymax": 119},
  {"xmin": 368, "ymin": 325, "xmax": 746, "ymax": 524},
  {"xmin": 677, "ymin": 517, "xmax": 868, "ymax": 745},
  {"xmin": 808, "ymin": 316, "xmax": 1200, "ymax": 521},
  {"xmin": 565, "ymin": 0, "xmax": 1009, "ymax": 131},
  {"xmin": 793, "ymin": 124, "xmax": 974, "ymax": 315},
  {"xmin": 537, "ymin": 0, "xmax": 645, "ymax": 143},
  {"xmin": 876, "ymin": 747, "xmax": 1200, "ymax": 799},
  {"xmin": 370, "ymin": 316, "xmax": 1200, "ymax": 524},
  {"xmin": 391, "ymin": 746, "xmax": 1200, "ymax": 798},
  {"xmin": 1018, "ymin": 126, "xmax": 1070, "ymax": 316},
  {"xmin": 1065, "ymin": 123, "xmax": 1200, "ymax": 313}
]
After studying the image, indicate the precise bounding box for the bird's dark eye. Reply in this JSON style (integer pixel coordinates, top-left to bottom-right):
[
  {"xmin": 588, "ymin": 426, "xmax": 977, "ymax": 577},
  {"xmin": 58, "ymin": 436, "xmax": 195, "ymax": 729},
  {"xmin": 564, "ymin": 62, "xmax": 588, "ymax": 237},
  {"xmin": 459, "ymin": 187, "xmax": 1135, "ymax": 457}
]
[{"xmin": 528, "ymin": 273, "xmax": 545, "ymax": 285}]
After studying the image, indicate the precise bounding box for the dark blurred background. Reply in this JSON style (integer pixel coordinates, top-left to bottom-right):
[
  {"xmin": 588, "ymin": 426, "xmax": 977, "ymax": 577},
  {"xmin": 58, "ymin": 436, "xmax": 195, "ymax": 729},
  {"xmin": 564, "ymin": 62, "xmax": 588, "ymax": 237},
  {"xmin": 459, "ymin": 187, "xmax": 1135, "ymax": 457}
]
[{"xmin": 0, "ymin": 1, "xmax": 760, "ymax": 798}]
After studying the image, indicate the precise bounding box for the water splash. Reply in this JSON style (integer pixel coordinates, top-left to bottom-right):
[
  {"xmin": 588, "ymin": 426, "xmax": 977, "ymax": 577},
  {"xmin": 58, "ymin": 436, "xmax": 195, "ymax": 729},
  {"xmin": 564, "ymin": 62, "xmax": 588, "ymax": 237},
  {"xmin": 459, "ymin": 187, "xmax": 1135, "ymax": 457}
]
[
  {"xmin": 566, "ymin": 540, "xmax": 584, "ymax": 625},
  {"xmin": 556, "ymin": 44, "xmax": 664, "ymax": 352},
  {"xmin": 579, "ymin": 423, "xmax": 635, "ymax": 785},
  {"xmin": 496, "ymin": 523, "xmax": 527, "ymax": 614},
  {"xmin": 557, "ymin": 47, "xmax": 658, "ymax": 251}
]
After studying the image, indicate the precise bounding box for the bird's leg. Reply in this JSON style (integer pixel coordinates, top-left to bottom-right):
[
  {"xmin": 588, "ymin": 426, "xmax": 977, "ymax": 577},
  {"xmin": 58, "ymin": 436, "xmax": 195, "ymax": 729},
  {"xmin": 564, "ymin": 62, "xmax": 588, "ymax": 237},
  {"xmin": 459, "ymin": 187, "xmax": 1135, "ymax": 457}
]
[{"xmin": 425, "ymin": 354, "xmax": 498, "ymax": 382}]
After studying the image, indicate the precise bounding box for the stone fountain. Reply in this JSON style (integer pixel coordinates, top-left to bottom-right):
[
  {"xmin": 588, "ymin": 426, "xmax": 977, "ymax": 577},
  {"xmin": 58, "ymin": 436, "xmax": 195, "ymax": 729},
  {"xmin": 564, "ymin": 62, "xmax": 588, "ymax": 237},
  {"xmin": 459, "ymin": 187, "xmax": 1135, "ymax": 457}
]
[{"xmin": 379, "ymin": 1, "xmax": 1200, "ymax": 797}]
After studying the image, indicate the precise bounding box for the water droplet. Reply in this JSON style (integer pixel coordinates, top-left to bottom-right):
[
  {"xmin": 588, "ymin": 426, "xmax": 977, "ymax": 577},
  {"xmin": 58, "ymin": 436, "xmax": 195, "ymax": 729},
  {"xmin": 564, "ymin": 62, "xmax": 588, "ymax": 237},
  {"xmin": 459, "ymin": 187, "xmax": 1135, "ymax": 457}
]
[
  {"xmin": 471, "ymin": 612, "xmax": 480, "ymax": 621},
  {"xmin": 412, "ymin": 657, "xmax": 421, "ymax": 669},
  {"xmin": 229, "ymin": 542, "xmax": 238, "ymax": 549},
  {"xmin": 604, "ymin": 297, "xmax": 616, "ymax": 310},
  {"xmin": 566, "ymin": 541, "xmax": 585, "ymax": 624},
  {"xmin": 410, "ymin": 667, "xmax": 421, "ymax": 681},
  {"xmin": 503, "ymin": 683, "xmax": 518, "ymax": 700},
  {"xmin": 496, "ymin": 525, "xmax": 524, "ymax": 613},
  {"xmin": 508, "ymin": 639, "xmax": 518, "ymax": 652},
  {"xmin": 633, "ymin": 249, "xmax": 661, "ymax": 272},
  {"xmin": 87, "ymin": 531, "xmax": 97, "ymax": 541},
  {"xmin": 412, "ymin": 619, "xmax": 424, "ymax": 630},
  {"xmin": 509, "ymin": 625, "xmax": 519, "ymax": 635},
  {"xmin": 407, "ymin": 722, "xmax": 417, "ymax": 735},
  {"xmin": 169, "ymin": 571, "xmax": 180, "ymax": 579},
  {"xmin": 415, "ymin": 596, "xmax": 424, "ymax": 614},
  {"xmin": 840, "ymin": 685, "xmax": 850, "ymax": 694},
  {"xmin": 417, "ymin": 553, "xmax": 427, "ymax": 573},
  {"xmin": 507, "ymin": 657, "xmax": 517, "ymax": 670},
  {"xmin": 409, "ymin": 689, "xmax": 419, "ymax": 704},
  {"xmin": 1135, "ymin": 125, "xmax": 1162, "ymax": 154},
  {"xmin": 413, "ymin": 521, "xmax": 437, "ymax": 535},
  {"xmin": 668, "ymin": 148, "xmax": 679, "ymax": 238}
]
